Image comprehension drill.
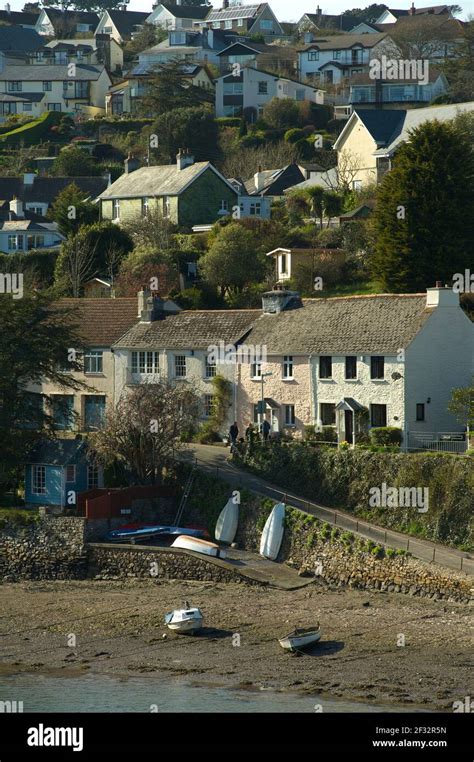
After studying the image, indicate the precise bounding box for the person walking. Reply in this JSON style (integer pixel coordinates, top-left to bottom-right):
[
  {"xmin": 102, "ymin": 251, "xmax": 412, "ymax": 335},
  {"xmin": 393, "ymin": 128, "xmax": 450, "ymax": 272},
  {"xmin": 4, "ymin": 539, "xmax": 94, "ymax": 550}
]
[
  {"xmin": 261, "ymin": 418, "xmax": 270, "ymax": 442},
  {"xmin": 229, "ymin": 421, "xmax": 239, "ymax": 452}
]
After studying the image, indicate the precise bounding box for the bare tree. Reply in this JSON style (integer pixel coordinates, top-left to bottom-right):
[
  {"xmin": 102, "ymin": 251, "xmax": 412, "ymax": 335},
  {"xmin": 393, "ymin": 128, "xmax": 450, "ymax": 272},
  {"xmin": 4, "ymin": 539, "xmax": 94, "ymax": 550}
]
[
  {"xmin": 122, "ymin": 204, "xmax": 176, "ymax": 252},
  {"xmin": 61, "ymin": 235, "xmax": 97, "ymax": 297},
  {"xmin": 89, "ymin": 382, "xmax": 201, "ymax": 485},
  {"xmin": 220, "ymin": 141, "xmax": 298, "ymax": 181},
  {"xmin": 389, "ymin": 16, "xmax": 460, "ymax": 60}
]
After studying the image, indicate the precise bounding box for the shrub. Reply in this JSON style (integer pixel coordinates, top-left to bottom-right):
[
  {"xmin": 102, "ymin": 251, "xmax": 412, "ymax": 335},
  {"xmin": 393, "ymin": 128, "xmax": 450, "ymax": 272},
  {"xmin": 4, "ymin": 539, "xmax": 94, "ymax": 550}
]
[
  {"xmin": 369, "ymin": 427, "xmax": 403, "ymax": 446},
  {"xmin": 0, "ymin": 111, "xmax": 62, "ymax": 145},
  {"xmin": 386, "ymin": 547, "xmax": 396, "ymax": 558},
  {"xmin": 215, "ymin": 117, "xmax": 241, "ymax": 128},
  {"xmin": 371, "ymin": 545, "xmax": 384, "ymax": 558},
  {"xmin": 330, "ymin": 527, "xmax": 339, "ymax": 540},
  {"xmin": 284, "ymin": 128, "xmax": 305, "ymax": 143}
]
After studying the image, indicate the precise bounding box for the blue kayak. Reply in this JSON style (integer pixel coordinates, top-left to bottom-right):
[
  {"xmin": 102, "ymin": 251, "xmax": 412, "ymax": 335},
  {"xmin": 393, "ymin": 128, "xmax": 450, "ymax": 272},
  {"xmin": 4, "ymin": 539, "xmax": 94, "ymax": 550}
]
[{"xmin": 105, "ymin": 525, "xmax": 206, "ymax": 543}]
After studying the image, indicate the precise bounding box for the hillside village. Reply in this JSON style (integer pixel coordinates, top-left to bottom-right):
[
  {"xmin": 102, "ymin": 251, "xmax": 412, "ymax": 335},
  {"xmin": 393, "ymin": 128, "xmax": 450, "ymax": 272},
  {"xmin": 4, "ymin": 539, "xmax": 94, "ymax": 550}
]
[{"xmin": 0, "ymin": 0, "xmax": 473, "ymax": 729}]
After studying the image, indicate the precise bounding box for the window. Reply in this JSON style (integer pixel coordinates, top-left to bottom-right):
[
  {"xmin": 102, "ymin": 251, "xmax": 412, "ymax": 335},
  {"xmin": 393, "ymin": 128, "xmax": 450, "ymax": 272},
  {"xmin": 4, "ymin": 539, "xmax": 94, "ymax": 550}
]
[
  {"xmin": 334, "ymin": 50, "xmax": 341, "ymax": 59},
  {"xmin": 370, "ymin": 404, "xmax": 387, "ymax": 427},
  {"xmin": 249, "ymin": 201, "xmax": 261, "ymax": 216},
  {"xmin": 175, "ymin": 355, "xmax": 186, "ymax": 378},
  {"xmin": 260, "ymin": 20, "xmax": 273, "ymax": 30},
  {"xmin": 84, "ymin": 395, "xmax": 106, "ymax": 431},
  {"xmin": 345, "ymin": 356, "xmax": 357, "ymax": 380},
  {"xmin": 416, "ymin": 403, "xmax": 425, "ymax": 422},
  {"xmin": 27, "ymin": 234, "xmax": 44, "ymax": 250},
  {"xmin": 112, "ymin": 199, "xmax": 120, "ymax": 220},
  {"xmin": 22, "ymin": 102, "xmax": 32, "ymax": 112},
  {"xmin": 7, "ymin": 81, "xmax": 22, "ymax": 92},
  {"xmin": 284, "ymin": 404, "xmax": 295, "ymax": 426},
  {"xmin": 370, "ymin": 356, "xmax": 384, "ymax": 380},
  {"xmin": 283, "ymin": 355, "xmax": 293, "ymax": 379},
  {"xmin": 352, "ymin": 179, "xmax": 362, "ymax": 190},
  {"xmin": 320, "ymin": 403, "xmax": 336, "ymax": 426},
  {"xmin": 204, "ymin": 394, "xmax": 215, "ymax": 418},
  {"xmin": 205, "ymin": 356, "xmax": 216, "ymax": 378},
  {"xmin": 253, "ymin": 403, "xmax": 259, "ymax": 423},
  {"xmin": 220, "ymin": 199, "xmax": 228, "ymax": 212},
  {"xmin": 66, "ymin": 465, "xmax": 76, "ymax": 483},
  {"xmin": 141, "ymin": 197, "xmax": 149, "ymax": 216},
  {"xmin": 308, "ymin": 51, "xmax": 319, "ymax": 61},
  {"xmin": 238, "ymin": 18, "xmax": 244, "ymax": 26},
  {"xmin": 131, "ymin": 351, "xmax": 159, "ymax": 375},
  {"xmin": 32, "ymin": 465, "xmax": 46, "ymax": 495},
  {"xmin": 84, "ymin": 350, "xmax": 103, "ymax": 374},
  {"xmin": 163, "ymin": 196, "xmax": 171, "ymax": 218},
  {"xmin": 7, "ymin": 235, "xmax": 23, "ymax": 251},
  {"xmin": 319, "ymin": 356, "xmax": 332, "ymax": 379},
  {"xmin": 47, "ymin": 103, "xmax": 62, "ymax": 111},
  {"xmin": 258, "ymin": 81, "xmax": 268, "ymax": 94},
  {"xmin": 251, "ymin": 362, "xmax": 261, "ymax": 379},
  {"xmin": 225, "ymin": 20, "xmax": 232, "ymax": 29},
  {"xmin": 104, "ymin": 26, "xmax": 113, "ymax": 33},
  {"xmin": 87, "ymin": 464, "xmax": 99, "ymax": 489},
  {"xmin": 51, "ymin": 395, "xmax": 74, "ymax": 430},
  {"xmin": 223, "ymin": 82, "xmax": 243, "ymax": 94},
  {"xmin": 280, "ymin": 253, "xmax": 287, "ymax": 275}
]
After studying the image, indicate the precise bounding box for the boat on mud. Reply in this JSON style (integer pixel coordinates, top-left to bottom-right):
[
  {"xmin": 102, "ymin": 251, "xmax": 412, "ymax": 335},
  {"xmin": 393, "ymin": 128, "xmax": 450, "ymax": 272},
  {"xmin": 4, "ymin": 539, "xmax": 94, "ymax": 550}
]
[
  {"xmin": 278, "ymin": 625, "xmax": 321, "ymax": 653},
  {"xmin": 164, "ymin": 602, "xmax": 203, "ymax": 634}
]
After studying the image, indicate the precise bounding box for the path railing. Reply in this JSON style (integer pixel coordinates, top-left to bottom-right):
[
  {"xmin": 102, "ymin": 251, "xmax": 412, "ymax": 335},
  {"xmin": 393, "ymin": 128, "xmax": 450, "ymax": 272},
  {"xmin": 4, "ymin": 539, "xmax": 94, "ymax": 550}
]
[{"xmin": 179, "ymin": 453, "xmax": 473, "ymax": 577}]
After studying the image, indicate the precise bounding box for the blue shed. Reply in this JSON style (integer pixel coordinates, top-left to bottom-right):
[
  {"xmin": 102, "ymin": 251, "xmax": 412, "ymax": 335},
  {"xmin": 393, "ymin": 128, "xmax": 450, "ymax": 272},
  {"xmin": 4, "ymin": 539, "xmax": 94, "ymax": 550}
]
[{"xmin": 25, "ymin": 439, "xmax": 103, "ymax": 510}]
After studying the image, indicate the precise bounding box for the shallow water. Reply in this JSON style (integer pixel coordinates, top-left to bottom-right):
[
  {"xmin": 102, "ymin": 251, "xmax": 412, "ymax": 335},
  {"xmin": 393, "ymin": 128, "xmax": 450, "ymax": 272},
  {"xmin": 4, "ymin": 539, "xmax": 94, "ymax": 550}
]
[{"xmin": 0, "ymin": 673, "xmax": 420, "ymax": 713}]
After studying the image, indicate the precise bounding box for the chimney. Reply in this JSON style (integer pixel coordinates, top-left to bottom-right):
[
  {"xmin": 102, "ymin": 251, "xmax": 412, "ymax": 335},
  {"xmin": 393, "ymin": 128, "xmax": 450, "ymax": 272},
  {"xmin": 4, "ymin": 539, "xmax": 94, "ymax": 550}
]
[
  {"xmin": 426, "ymin": 284, "xmax": 459, "ymax": 308},
  {"xmin": 408, "ymin": 2, "xmax": 416, "ymax": 15},
  {"xmin": 137, "ymin": 286, "xmax": 165, "ymax": 322},
  {"xmin": 23, "ymin": 173, "xmax": 35, "ymax": 185},
  {"xmin": 124, "ymin": 154, "xmax": 140, "ymax": 174},
  {"xmin": 261, "ymin": 288, "xmax": 302, "ymax": 314},
  {"xmin": 176, "ymin": 148, "xmax": 195, "ymax": 171},
  {"xmin": 316, "ymin": 4, "xmax": 322, "ymax": 18},
  {"xmin": 5, "ymin": 3, "xmax": 11, "ymax": 14},
  {"xmin": 222, "ymin": 0, "xmax": 229, "ymax": 8},
  {"xmin": 254, "ymin": 166, "xmax": 265, "ymax": 192},
  {"xmin": 9, "ymin": 197, "xmax": 24, "ymax": 219}
]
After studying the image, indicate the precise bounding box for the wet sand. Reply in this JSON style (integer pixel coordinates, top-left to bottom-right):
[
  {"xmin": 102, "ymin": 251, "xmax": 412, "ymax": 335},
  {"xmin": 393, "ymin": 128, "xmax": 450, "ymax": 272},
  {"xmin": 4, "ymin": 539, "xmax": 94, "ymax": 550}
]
[{"xmin": 0, "ymin": 579, "xmax": 471, "ymax": 711}]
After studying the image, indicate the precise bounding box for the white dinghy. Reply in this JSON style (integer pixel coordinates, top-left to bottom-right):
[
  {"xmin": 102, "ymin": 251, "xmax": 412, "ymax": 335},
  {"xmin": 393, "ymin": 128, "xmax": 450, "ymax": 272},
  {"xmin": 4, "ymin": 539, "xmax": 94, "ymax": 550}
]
[
  {"xmin": 215, "ymin": 497, "xmax": 239, "ymax": 545},
  {"xmin": 260, "ymin": 502, "xmax": 285, "ymax": 560},
  {"xmin": 171, "ymin": 534, "xmax": 226, "ymax": 559},
  {"xmin": 164, "ymin": 602, "xmax": 203, "ymax": 634},
  {"xmin": 278, "ymin": 625, "xmax": 321, "ymax": 653}
]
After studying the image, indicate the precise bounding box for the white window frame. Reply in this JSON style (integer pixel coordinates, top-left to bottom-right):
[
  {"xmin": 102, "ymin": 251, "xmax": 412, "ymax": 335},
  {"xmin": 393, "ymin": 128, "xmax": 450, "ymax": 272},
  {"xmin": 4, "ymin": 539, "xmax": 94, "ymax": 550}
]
[
  {"xmin": 131, "ymin": 351, "xmax": 159, "ymax": 375},
  {"xmin": 282, "ymin": 355, "xmax": 293, "ymax": 379},
  {"xmin": 112, "ymin": 199, "xmax": 120, "ymax": 220},
  {"xmin": 32, "ymin": 465, "xmax": 46, "ymax": 495},
  {"xmin": 251, "ymin": 362, "xmax": 262, "ymax": 379},
  {"xmin": 87, "ymin": 464, "xmax": 99, "ymax": 490},
  {"xmin": 284, "ymin": 404, "xmax": 295, "ymax": 426},
  {"xmin": 205, "ymin": 357, "xmax": 216, "ymax": 378},
  {"xmin": 204, "ymin": 394, "xmax": 215, "ymax": 418},
  {"xmin": 84, "ymin": 350, "xmax": 103, "ymax": 374},
  {"xmin": 175, "ymin": 354, "xmax": 186, "ymax": 378}
]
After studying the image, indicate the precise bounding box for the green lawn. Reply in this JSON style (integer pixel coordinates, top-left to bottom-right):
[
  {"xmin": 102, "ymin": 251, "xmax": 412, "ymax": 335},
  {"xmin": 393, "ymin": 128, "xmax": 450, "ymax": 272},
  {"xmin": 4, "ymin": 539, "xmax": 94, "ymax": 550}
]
[{"xmin": 311, "ymin": 280, "xmax": 382, "ymax": 299}]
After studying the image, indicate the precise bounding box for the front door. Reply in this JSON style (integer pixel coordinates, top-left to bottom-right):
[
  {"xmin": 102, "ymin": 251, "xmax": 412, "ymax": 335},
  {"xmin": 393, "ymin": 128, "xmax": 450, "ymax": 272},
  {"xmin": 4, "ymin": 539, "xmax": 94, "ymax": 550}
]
[{"xmin": 344, "ymin": 410, "xmax": 353, "ymax": 444}]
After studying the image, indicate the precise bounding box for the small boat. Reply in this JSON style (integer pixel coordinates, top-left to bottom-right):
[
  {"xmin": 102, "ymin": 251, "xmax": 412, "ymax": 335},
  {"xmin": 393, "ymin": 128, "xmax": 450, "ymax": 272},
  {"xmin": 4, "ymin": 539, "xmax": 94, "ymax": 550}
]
[
  {"xmin": 278, "ymin": 625, "xmax": 321, "ymax": 653},
  {"xmin": 260, "ymin": 502, "xmax": 285, "ymax": 560},
  {"xmin": 105, "ymin": 525, "xmax": 206, "ymax": 544},
  {"xmin": 215, "ymin": 497, "xmax": 239, "ymax": 545},
  {"xmin": 164, "ymin": 602, "xmax": 203, "ymax": 634},
  {"xmin": 171, "ymin": 535, "xmax": 226, "ymax": 558}
]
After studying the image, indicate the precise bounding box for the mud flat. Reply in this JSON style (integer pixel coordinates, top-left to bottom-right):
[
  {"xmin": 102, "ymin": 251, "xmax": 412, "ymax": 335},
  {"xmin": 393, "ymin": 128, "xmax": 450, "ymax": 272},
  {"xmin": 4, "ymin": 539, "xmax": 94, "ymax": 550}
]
[{"xmin": 0, "ymin": 579, "xmax": 471, "ymax": 711}]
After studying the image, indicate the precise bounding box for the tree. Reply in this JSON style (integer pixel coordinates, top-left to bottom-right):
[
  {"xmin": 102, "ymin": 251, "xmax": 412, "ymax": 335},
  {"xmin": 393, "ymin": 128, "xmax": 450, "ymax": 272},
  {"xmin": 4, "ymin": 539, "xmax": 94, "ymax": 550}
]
[
  {"xmin": 89, "ymin": 382, "xmax": 201, "ymax": 485},
  {"xmin": 48, "ymin": 183, "xmax": 98, "ymax": 236},
  {"xmin": 199, "ymin": 224, "xmax": 264, "ymax": 296},
  {"xmin": 341, "ymin": 4, "xmax": 387, "ymax": 23},
  {"xmin": 121, "ymin": 204, "xmax": 176, "ymax": 252},
  {"xmin": 448, "ymin": 379, "xmax": 474, "ymax": 442},
  {"xmin": 441, "ymin": 20, "xmax": 474, "ymax": 103},
  {"xmin": 56, "ymin": 232, "xmax": 98, "ymax": 297},
  {"xmin": 389, "ymin": 15, "xmax": 461, "ymax": 60},
  {"xmin": 0, "ymin": 293, "xmax": 84, "ymax": 482},
  {"xmin": 137, "ymin": 59, "xmax": 214, "ymax": 117},
  {"xmin": 76, "ymin": 221, "xmax": 133, "ymax": 275},
  {"xmin": 262, "ymin": 98, "xmax": 299, "ymax": 129},
  {"xmin": 370, "ymin": 119, "xmax": 474, "ymax": 292},
  {"xmin": 123, "ymin": 23, "xmax": 167, "ymax": 63},
  {"xmin": 152, "ymin": 106, "xmax": 219, "ymax": 164},
  {"xmin": 305, "ymin": 186, "xmax": 325, "ymax": 229},
  {"xmin": 323, "ymin": 190, "xmax": 344, "ymax": 227},
  {"xmin": 52, "ymin": 148, "xmax": 101, "ymax": 177}
]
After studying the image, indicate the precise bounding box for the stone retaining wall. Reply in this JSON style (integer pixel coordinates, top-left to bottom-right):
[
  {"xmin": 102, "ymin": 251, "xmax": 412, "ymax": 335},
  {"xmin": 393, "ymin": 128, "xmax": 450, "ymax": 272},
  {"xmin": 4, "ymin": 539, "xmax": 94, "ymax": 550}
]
[{"xmin": 88, "ymin": 544, "xmax": 262, "ymax": 585}]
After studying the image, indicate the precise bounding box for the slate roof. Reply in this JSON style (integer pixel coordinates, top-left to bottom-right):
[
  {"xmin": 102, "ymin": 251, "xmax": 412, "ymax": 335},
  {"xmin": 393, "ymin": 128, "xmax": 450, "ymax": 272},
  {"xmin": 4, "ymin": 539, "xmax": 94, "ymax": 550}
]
[
  {"xmin": 0, "ymin": 220, "xmax": 61, "ymax": 233},
  {"xmin": 353, "ymin": 108, "xmax": 407, "ymax": 146},
  {"xmin": 244, "ymin": 164, "xmax": 306, "ymax": 197},
  {"xmin": 0, "ymin": 176, "xmax": 109, "ymax": 205},
  {"xmin": 0, "ymin": 63, "xmax": 104, "ymax": 81},
  {"xmin": 0, "ymin": 10, "xmax": 39, "ymax": 26},
  {"xmin": 57, "ymin": 298, "xmax": 138, "ymax": 347},
  {"xmin": 43, "ymin": 8, "xmax": 100, "ymax": 26},
  {"xmin": 303, "ymin": 32, "xmax": 388, "ymax": 51},
  {"xmin": 114, "ymin": 310, "xmax": 260, "ymax": 350},
  {"xmin": 243, "ymin": 295, "xmax": 432, "ymax": 354},
  {"xmin": 160, "ymin": 4, "xmax": 211, "ymax": 20},
  {"xmin": 302, "ymin": 13, "xmax": 364, "ymax": 32},
  {"xmin": 27, "ymin": 438, "xmax": 88, "ymax": 466},
  {"xmin": 106, "ymin": 9, "xmax": 149, "ymax": 37},
  {"xmin": 99, "ymin": 162, "xmax": 235, "ymax": 199},
  {"xmin": 0, "ymin": 26, "xmax": 43, "ymax": 53},
  {"xmin": 0, "ymin": 92, "xmax": 45, "ymax": 103},
  {"xmin": 382, "ymin": 5, "xmax": 451, "ymax": 18}
]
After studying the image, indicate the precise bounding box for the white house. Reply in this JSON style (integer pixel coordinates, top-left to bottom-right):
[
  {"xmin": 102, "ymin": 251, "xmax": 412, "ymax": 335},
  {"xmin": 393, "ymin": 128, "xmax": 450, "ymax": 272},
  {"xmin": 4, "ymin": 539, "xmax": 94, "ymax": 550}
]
[
  {"xmin": 0, "ymin": 219, "xmax": 64, "ymax": 253},
  {"xmin": 298, "ymin": 32, "xmax": 393, "ymax": 85},
  {"xmin": 194, "ymin": 3, "xmax": 283, "ymax": 38},
  {"xmin": 94, "ymin": 9, "xmax": 149, "ymax": 43},
  {"xmin": 215, "ymin": 66, "xmax": 324, "ymax": 118},
  {"xmin": 146, "ymin": 3, "xmax": 211, "ymax": 30},
  {"xmin": 35, "ymin": 8, "xmax": 100, "ymax": 37},
  {"xmin": 374, "ymin": 4, "xmax": 453, "ymax": 24},
  {"xmin": 113, "ymin": 291, "xmax": 259, "ymax": 435},
  {"xmin": 0, "ymin": 63, "xmax": 112, "ymax": 116}
]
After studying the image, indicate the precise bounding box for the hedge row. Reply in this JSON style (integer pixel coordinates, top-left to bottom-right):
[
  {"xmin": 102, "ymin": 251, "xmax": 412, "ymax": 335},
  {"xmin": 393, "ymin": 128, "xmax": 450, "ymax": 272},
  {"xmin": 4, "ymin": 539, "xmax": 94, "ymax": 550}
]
[
  {"xmin": 0, "ymin": 111, "xmax": 62, "ymax": 146},
  {"xmin": 241, "ymin": 442, "xmax": 473, "ymax": 550}
]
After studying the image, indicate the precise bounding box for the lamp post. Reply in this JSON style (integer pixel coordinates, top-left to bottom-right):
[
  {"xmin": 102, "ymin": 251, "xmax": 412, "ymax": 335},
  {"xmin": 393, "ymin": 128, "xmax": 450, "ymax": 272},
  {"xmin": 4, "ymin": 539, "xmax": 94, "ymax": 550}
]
[{"xmin": 259, "ymin": 371, "xmax": 273, "ymax": 436}]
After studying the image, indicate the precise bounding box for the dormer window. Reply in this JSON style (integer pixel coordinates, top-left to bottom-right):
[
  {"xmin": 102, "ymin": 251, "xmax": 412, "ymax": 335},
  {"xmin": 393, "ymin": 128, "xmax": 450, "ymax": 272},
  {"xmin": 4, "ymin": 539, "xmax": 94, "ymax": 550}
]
[{"xmin": 308, "ymin": 51, "xmax": 319, "ymax": 61}]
